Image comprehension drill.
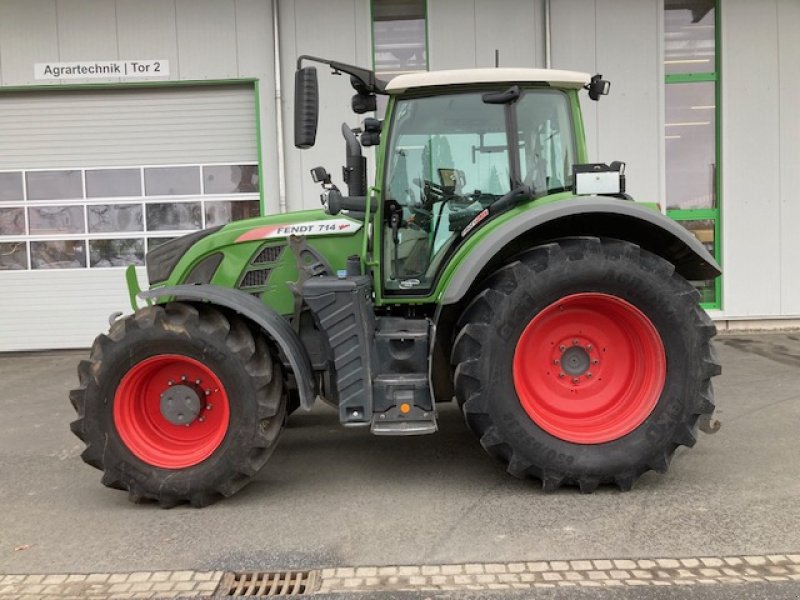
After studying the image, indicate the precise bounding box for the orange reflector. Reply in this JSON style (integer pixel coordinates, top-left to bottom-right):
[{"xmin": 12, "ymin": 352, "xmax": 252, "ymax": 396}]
[{"xmin": 399, "ymin": 403, "xmax": 411, "ymax": 414}]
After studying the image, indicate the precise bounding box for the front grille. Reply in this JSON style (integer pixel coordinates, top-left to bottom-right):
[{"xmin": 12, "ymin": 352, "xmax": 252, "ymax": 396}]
[
  {"xmin": 217, "ymin": 570, "xmax": 317, "ymax": 597},
  {"xmin": 240, "ymin": 268, "xmax": 271, "ymax": 288},
  {"xmin": 253, "ymin": 244, "xmax": 285, "ymax": 264}
]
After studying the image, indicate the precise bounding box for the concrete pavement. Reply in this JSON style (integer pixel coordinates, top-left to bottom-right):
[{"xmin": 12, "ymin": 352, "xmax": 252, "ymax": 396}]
[{"xmin": 0, "ymin": 332, "xmax": 799, "ymax": 597}]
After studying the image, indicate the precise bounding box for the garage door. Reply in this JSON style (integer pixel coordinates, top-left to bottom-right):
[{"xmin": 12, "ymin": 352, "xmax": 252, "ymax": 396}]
[{"xmin": 0, "ymin": 84, "xmax": 260, "ymax": 351}]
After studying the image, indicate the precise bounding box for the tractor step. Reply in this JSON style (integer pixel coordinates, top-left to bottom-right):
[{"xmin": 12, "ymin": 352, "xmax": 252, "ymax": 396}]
[
  {"xmin": 370, "ymin": 374, "xmax": 437, "ymax": 436},
  {"xmin": 371, "ymin": 418, "xmax": 437, "ymax": 436}
]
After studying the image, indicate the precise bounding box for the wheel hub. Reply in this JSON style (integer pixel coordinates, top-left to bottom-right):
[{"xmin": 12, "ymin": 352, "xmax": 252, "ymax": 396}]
[
  {"xmin": 113, "ymin": 354, "xmax": 230, "ymax": 469},
  {"xmin": 160, "ymin": 384, "xmax": 202, "ymax": 425},
  {"xmin": 560, "ymin": 346, "xmax": 591, "ymax": 376},
  {"xmin": 512, "ymin": 293, "xmax": 666, "ymax": 444}
]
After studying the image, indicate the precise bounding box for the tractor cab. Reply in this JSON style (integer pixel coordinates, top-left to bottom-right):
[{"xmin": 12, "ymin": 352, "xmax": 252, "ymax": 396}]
[{"xmin": 293, "ymin": 57, "xmax": 611, "ymax": 299}]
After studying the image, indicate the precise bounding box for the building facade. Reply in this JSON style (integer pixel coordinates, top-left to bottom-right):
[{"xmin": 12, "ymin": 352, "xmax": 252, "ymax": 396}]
[{"xmin": 0, "ymin": 0, "xmax": 797, "ymax": 351}]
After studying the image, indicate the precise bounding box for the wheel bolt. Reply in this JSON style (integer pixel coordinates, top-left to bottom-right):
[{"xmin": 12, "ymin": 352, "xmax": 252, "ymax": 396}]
[
  {"xmin": 586, "ymin": 344, "xmax": 593, "ymax": 351},
  {"xmin": 181, "ymin": 375, "xmax": 187, "ymax": 381},
  {"xmin": 553, "ymin": 359, "xmax": 560, "ymax": 365},
  {"xmin": 572, "ymin": 339, "xmax": 579, "ymax": 345},
  {"xmin": 559, "ymin": 345, "xmax": 566, "ymax": 351},
  {"xmin": 206, "ymin": 404, "xmax": 212, "ymax": 410},
  {"xmin": 586, "ymin": 372, "xmax": 593, "ymax": 378},
  {"xmin": 198, "ymin": 416, "xmax": 205, "ymax": 422},
  {"xmin": 592, "ymin": 359, "xmax": 599, "ymax": 365},
  {"xmin": 205, "ymin": 390, "xmax": 211, "ymax": 396},
  {"xmin": 167, "ymin": 380, "xmax": 174, "ymax": 386},
  {"xmin": 572, "ymin": 377, "xmax": 579, "ymax": 384},
  {"xmin": 559, "ymin": 372, "xmax": 565, "ymax": 378}
]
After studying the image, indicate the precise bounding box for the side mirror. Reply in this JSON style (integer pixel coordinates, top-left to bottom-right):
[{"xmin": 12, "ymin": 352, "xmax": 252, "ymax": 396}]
[
  {"xmin": 352, "ymin": 93, "xmax": 377, "ymax": 114},
  {"xmin": 294, "ymin": 67, "xmax": 319, "ymax": 148},
  {"xmin": 586, "ymin": 74, "xmax": 611, "ymax": 101}
]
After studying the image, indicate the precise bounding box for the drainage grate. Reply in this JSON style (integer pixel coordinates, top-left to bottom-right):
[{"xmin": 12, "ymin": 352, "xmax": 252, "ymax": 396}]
[
  {"xmin": 239, "ymin": 268, "xmax": 272, "ymax": 288},
  {"xmin": 253, "ymin": 244, "xmax": 285, "ymax": 264},
  {"xmin": 218, "ymin": 570, "xmax": 317, "ymax": 597}
]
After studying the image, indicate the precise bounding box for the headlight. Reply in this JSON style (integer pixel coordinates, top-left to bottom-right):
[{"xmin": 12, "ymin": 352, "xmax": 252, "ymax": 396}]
[{"xmin": 146, "ymin": 226, "xmax": 222, "ymax": 284}]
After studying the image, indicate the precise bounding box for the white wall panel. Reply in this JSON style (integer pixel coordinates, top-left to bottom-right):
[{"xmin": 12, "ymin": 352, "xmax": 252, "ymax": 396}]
[
  {"xmin": 553, "ymin": 0, "xmax": 661, "ymax": 202},
  {"xmin": 56, "ymin": 0, "xmax": 119, "ymax": 85},
  {"xmin": 595, "ymin": 0, "xmax": 661, "ymax": 203},
  {"xmin": 777, "ymin": 0, "xmax": 800, "ymax": 314},
  {"xmin": 429, "ymin": 0, "xmax": 543, "ymax": 70},
  {"xmin": 721, "ymin": 0, "xmax": 781, "ymax": 316},
  {"xmin": 116, "ymin": 0, "xmax": 180, "ymax": 80},
  {"xmin": 176, "ymin": 0, "xmax": 238, "ymax": 80},
  {"xmin": 474, "ymin": 0, "xmax": 540, "ymax": 68},
  {"xmin": 550, "ymin": 0, "xmax": 599, "ymax": 161},
  {"xmin": 0, "ymin": 0, "xmax": 59, "ymax": 86},
  {"xmin": 278, "ymin": 0, "xmax": 372, "ymax": 212},
  {"xmin": 427, "ymin": 0, "xmax": 477, "ymax": 69},
  {"xmin": 0, "ymin": 269, "xmax": 143, "ymax": 351},
  {"xmin": 234, "ymin": 0, "xmax": 281, "ymax": 214}
]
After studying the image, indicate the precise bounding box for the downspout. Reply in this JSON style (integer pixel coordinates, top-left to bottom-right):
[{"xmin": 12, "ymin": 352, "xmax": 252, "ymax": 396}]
[
  {"xmin": 273, "ymin": 0, "xmax": 287, "ymax": 213},
  {"xmin": 544, "ymin": 0, "xmax": 552, "ymax": 69}
]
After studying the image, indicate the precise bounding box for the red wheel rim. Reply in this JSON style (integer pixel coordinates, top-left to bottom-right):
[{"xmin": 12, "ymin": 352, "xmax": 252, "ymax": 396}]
[
  {"xmin": 512, "ymin": 293, "xmax": 666, "ymax": 444},
  {"xmin": 113, "ymin": 355, "xmax": 230, "ymax": 469}
]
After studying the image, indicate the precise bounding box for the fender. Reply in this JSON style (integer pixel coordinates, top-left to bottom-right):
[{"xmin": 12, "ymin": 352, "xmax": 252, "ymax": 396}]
[
  {"xmin": 440, "ymin": 196, "xmax": 721, "ymax": 305},
  {"xmin": 138, "ymin": 285, "xmax": 316, "ymax": 410}
]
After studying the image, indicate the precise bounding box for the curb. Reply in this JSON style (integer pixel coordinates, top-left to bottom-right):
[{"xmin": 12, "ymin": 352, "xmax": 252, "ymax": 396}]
[{"xmin": 2, "ymin": 553, "xmax": 799, "ymax": 598}]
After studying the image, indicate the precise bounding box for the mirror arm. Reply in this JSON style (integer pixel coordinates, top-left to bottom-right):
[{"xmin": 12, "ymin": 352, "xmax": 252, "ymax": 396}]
[{"xmin": 297, "ymin": 55, "xmax": 387, "ymax": 94}]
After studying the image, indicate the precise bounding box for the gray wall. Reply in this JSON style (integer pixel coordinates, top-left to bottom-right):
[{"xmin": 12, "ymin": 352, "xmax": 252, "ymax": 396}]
[
  {"xmin": 721, "ymin": 0, "xmax": 800, "ymax": 318},
  {"xmin": 277, "ymin": 0, "xmax": 373, "ymax": 213},
  {"xmin": 550, "ymin": 0, "xmax": 664, "ymax": 205},
  {"xmin": 427, "ymin": 0, "xmax": 546, "ymax": 70},
  {"xmin": 0, "ymin": 0, "xmax": 282, "ymax": 212}
]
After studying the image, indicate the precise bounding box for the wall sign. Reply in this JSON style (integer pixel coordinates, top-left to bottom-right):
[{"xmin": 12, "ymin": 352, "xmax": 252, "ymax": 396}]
[{"xmin": 34, "ymin": 60, "xmax": 169, "ymax": 80}]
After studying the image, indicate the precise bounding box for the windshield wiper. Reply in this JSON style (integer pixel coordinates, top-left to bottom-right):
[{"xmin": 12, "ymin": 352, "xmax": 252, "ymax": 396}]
[{"xmin": 489, "ymin": 184, "xmax": 532, "ymax": 215}]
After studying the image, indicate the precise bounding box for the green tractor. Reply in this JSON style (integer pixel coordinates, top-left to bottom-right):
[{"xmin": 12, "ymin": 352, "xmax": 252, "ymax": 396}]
[{"xmin": 70, "ymin": 56, "xmax": 721, "ymax": 507}]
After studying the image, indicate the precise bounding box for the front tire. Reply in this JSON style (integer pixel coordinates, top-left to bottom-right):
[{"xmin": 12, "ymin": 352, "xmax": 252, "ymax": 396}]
[
  {"xmin": 451, "ymin": 237, "xmax": 719, "ymax": 492},
  {"xmin": 70, "ymin": 302, "xmax": 286, "ymax": 507}
]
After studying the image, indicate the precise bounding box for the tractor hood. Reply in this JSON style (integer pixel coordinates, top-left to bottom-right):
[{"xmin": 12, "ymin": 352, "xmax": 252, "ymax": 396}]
[{"xmin": 144, "ymin": 209, "xmax": 366, "ymax": 316}]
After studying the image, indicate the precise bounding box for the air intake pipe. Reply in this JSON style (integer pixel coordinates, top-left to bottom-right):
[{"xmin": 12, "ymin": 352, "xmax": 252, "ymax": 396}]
[{"xmin": 341, "ymin": 123, "xmax": 367, "ymax": 197}]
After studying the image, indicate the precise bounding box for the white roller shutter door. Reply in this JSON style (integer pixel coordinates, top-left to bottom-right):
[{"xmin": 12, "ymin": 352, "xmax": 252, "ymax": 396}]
[{"xmin": 0, "ymin": 84, "xmax": 258, "ymax": 351}]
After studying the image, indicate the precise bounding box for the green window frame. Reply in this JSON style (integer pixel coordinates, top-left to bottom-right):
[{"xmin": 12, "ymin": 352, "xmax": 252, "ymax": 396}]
[{"xmin": 664, "ymin": 1, "xmax": 722, "ymax": 310}]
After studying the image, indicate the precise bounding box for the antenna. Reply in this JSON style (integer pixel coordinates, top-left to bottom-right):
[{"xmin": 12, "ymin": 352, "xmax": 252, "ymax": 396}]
[{"xmin": 495, "ymin": 49, "xmax": 500, "ymax": 68}]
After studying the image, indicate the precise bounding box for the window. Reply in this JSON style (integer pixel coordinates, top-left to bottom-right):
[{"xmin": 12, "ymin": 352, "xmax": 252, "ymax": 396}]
[
  {"xmin": 372, "ymin": 0, "xmax": 427, "ymax": 77},
  {"xmin": 372, "ymin": 0, "xmax": 428, "ymax": 115},
  {"xmin": 664, "ymin": 0, "xmax": 720, "ymax": 308},
  {"xmin": 86, "ymin": 169, "xmax": 142, "ymax": 198},
  {"xmin": 383, "ymin": 89, "xmax": 575, "ymax": 293},
  {"xmin": 0, "ymin": 163, "xmax": 260, "ymax": 271},
  {"xmin": 0, "ymin": 172, "xmax": 23, "ymax": 202}
]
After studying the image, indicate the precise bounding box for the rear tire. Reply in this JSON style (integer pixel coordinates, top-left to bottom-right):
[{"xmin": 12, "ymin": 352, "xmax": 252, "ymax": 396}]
[
  {"xmin": 69, "ymin": 302, "xmax": 286, "ymax": 507},
  {"xmin": 451, "ymin": 237, "xmax": 719, "ymax": 492}
]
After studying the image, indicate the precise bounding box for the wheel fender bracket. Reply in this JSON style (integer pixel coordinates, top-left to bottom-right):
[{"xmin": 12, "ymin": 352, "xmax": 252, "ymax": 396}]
[{"xmin": 138, "ymin": 285, "xmax": 316, "ymax": 410}]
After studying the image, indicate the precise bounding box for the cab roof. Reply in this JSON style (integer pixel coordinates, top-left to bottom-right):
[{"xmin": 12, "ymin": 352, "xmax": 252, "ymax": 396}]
[{"xmin": 384, "ymin": 68, "xmax": 591, "ymax": 94}]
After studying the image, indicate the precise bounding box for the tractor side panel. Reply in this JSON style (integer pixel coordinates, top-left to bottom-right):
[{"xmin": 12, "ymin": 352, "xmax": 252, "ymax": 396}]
[{"xmin": 151, "ymin": 209, "xmax": 365, "ymax": 316}]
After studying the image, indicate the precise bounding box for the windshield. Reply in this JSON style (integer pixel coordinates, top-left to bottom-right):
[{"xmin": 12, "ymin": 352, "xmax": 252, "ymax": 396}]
[{"xmin": 382, "ymin": 88, "xmax": 576, "ymax": 293}]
